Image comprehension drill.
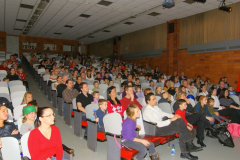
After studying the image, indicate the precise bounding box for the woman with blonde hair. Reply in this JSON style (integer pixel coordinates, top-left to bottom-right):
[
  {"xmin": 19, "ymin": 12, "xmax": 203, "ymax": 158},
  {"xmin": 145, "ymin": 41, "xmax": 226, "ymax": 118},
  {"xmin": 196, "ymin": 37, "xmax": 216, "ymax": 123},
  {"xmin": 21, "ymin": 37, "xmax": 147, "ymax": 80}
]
[
  {"xmin": 21, "ymin": 91, "xmax": 33, "ymax": 105},
  {"xmin": 155, "ymin": 85, "xmax": 162, "ymax": 96}
]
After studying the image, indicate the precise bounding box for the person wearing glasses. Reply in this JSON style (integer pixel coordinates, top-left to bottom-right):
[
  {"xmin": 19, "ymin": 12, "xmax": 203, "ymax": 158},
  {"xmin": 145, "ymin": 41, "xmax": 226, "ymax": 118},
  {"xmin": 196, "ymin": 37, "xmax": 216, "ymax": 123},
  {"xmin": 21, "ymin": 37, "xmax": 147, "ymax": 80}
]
[{"xmin": 28, "ymin": 107, "xmax": 64, "ymax": 160}]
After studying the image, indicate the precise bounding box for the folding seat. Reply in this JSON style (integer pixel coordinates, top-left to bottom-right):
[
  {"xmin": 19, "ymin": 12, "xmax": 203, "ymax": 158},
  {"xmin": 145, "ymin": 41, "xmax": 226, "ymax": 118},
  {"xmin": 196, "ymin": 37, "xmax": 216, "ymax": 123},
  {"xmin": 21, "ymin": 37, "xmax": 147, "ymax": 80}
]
[
  {"xmin": 51, "ymin": 83, "xmax": 57, "ymax": 108},
  {"xmin": 9, "ymin": 80, "xmax": 23, "ymax": 88},
  {"xmin": 43, "ymin": 74, "xmax": 50, "ymax": 95},
  {"xmin": 99, "ymin": 84, "xmax": 108, "ymax": 90},
  {"xmin": 13, "ymin": 104, "xmax": 26, "ymax": 120},
  {"xmin": 1, "ymin": 137, "xmax": 21, "ymax": 160},
  {"xmin": 10, "ymin": 91, "xmax": 26, "ymax": 101},
  {"xmin": 0, "ymin": 81, "xmax": 8, "ymax": 88},
  {"xmin": 10, "ymin": 85, "xmax": 26, "ymax": 94},
  {"xmin": 64, "ymin": 100, "xmax": 73, "ymax": 126},
  {"xmin": 72, "ymin": 98, "xmax": 87, "ymax": 137},
  {"xmin": 85, "ymin": 103, "xmax": 106, "ymax": 152},
  {"xmin": 158, "ymin": 103, "xmax": 172, "ymax": 114},
  {"xmin": 0, "ymin": 93, "xmax": 11, "ymax": 101}
]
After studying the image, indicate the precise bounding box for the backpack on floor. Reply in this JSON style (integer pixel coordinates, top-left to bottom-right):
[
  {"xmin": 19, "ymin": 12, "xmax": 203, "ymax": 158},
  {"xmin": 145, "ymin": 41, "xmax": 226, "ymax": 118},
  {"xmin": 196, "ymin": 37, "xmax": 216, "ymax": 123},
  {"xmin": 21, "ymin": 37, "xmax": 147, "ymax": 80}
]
[
  {"xmin": 227, "ymin": 123, "xmax": 240, "ymax": 137},
  {"xmin": 216, "ymin": 126, "xmax": 234, "ymax": 148}
]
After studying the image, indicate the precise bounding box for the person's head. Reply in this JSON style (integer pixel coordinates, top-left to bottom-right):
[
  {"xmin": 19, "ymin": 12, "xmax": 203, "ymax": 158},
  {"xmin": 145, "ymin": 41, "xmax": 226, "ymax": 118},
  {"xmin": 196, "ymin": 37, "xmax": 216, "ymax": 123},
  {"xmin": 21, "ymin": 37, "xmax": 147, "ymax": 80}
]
[
  {"xmin": 96, "ymin": 72, "xmax": 100, "ymax": 78},
  {"xmin": 175, "ymin": 91, "xmax": 186, "ymax": 100},
  {"xmin": 198, "ymin": 96, "xmax": 207, "ymax": 106},
  {"xmin": 181, "ymin": 72, "xmax": 185, "ymax": 76},
  {"xmin": 92, "ymin": 91, "xmax": 99, "ymax": 100},
  {"xmin": 182, "ymin": 80, "xmax": 187, "ymax": 87},
  {"xmin": 10, "ymin": 55, "xmax": 14, "ymax": 60},
  {"xmin": 135, "ymin": 78, "xmax": 140, "ymax": 84},
  {"xmin": 136, "ymin": 87, "xmax": 141, "ymax": 93},
  {"xmin": 98, "ymin": 99, "xmax": 107, "ymax": 111},
  {"xmin": 107, "ymin": 86, "xmax": 121, "ymax": 105},
  {"xmin": 21, "ymin": 92, "xmax": 33, "ymax": 104},
  {"xmin": 145, "ymin": 93, "xmax": 157, "ymax": 106},
  {"xmin": 93, "ymin": 81, "xmax": 99, "ymax": 89},
  {"xmin": 219, "ymin": 81, "xmax": 225, "ymax": 89},
  {"xmin": 35, "ymin": 107, "xmax": 55, "ymax": 128},
  {"xmin": 126, "ymin": 104, "xmax": 140, "ymax": 121},
  {"xmin": 22, "ymin": 104, "xmax": 37, "ymax": 123},
  {"xmin": 177, "ymin": 99, "xmax": 187, "ymax": 110},
  {"xmin": 190, "ymin": 81, "xmax": 195, "ymax": 86},
  {"xmin": 208, "ymin": 87, "xmax": 217, "ymax": 97},
  {"xmin": 200, "ymin": 84, "xmax": 206, "ymax": 92},
  {"xmin": 1, "ymin": 61, "xmax": 7, "ymax": 67},
  {"xmin": 169, "ymin": 81, "xmax": 174, "ymax": 88},
  {"xmin": 219, "ymin": 88, "xmax": 229, "ymax": 99},
  {"xmin": 3, "ymin": 78, "xmax": 9, "ymax": 83},
  {"xmin": 28, "ymin": 100, "xmax": 38, "ymax": 111},
  {"xmin": 178, "ymin": 85, "xmax": 186, "ymax": 93},
  {"xmin": 173, "ymin": 71, "xmax": 177, "ymax": 76},
  {"xmin": 81, "ymin": 72, "xmax": 86, "ymax": 79},
  {"xmin": 155, "ymin": 85, "xmax": 162, "ymax": 94},
  {"xmin": 228, "ymin": 86, "xmax": 233, "ymax": 91},
  {"xmin": 124, "ymin": 70, "xmax": 128, "ymax": 75},
  {"xmin": 161, "ymin": 91, "xmax": 168, "ymax": 99},
  {"xmin": 64, "ymin": 67, "xmax": 69, "ymax": 73},
  {"xmin": 144, "ymin": 88, "xmax": 152, "ymax": 96},
  {"xmin": 187, "ymin": 78, "xmax": 191, "ymax": 85},
  {"xmin": 207, "ymin": 97, "xmax": 215, "ymax": 107},
  {"xmin": 66, "ymin": 79, "xmax": 74, "ymax": 89},
  {"xmin": 127, "ymin": 74, "xmax": 132, "ymax": 81},
  {"xmin": 224, "ymin": 77, "xmax": 227, "ymax": 82},
  {"xmin": 125, "ymin": 86, "xmax": 133, "ymax": 96},
  {"xmin": 76, "ymin": 76, "xmax": 82, "ymax": 84},
  {"xmin": 164, "ymin": 80, "xmax": 169, "ymax": 88},
  {"xmin": 79, "ymin": 82, "xmax": 89, "ymax": 93},
  {"xmin": 0, "ymin": 105, "xmax": 8, "ymax": 122},
  {"xmin": 9, "ymin": 68, "xmax": 16, "ymax": 75},
  {"xmin": 62, "ymin": 75, "xmax": 68, "ymax": 83},
  {"xmin": 109, "ymin": 80, "xmax": 114, "ymax": 86},
  {"xmin": 150, "ymin": 80, "xmax": 154, "ymax": 86},
  {"xmin": 174, "ymin": 76, "xmax": 178, "ymax": 83}
]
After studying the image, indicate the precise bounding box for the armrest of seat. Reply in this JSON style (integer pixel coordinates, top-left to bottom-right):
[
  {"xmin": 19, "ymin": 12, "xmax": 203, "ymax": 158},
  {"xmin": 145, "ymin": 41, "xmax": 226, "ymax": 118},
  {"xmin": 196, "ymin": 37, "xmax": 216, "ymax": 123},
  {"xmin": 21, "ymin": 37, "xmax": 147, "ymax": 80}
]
[
  {"xmin": 143, "ymin": 120, "xmax": 157, "ymax": 136},
  {"xmin": 62, "ymin": 144, "xmax": 74, "ymax": 154},
  {"xmin": 105, "ymin": 132, "xmax": 122, "ymax": 138}
]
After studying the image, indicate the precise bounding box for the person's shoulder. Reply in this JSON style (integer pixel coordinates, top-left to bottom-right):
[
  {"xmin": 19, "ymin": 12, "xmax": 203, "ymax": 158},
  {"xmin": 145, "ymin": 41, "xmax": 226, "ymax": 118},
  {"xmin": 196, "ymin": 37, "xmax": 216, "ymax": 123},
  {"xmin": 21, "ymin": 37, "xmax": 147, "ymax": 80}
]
[{"xmin": 51, "ymin": 125, "xmax": 60, "ymax": 132}]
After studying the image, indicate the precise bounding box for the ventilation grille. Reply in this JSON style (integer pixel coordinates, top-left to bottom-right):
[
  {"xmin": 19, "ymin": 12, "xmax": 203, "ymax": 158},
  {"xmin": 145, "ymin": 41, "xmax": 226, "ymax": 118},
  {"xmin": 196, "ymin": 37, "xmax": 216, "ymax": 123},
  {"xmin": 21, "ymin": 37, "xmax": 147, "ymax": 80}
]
[
  {"xmin": 229, "ymin": 45, "xmax": 240, "ymax": 49},
  {"xmin": 206, "ymin": 47, "xmax": 226, "ymax": 52}
]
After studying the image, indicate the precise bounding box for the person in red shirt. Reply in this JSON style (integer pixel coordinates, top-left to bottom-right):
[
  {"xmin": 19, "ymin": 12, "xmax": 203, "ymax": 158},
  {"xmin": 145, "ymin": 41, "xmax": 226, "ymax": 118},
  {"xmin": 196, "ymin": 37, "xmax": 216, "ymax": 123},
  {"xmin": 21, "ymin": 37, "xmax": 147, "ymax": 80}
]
[
  {"xmin": 175, "ymin": 99, "xmax": 197, "ymax": 143},
  {"xmin": 0, "ymin": 61, "xmax": 9, "ymax": 71},
  {"xmin": 7, "ymin": 55, "xmax": 18, "ymax": 64},
  {"xmin": 28, "ymin": 107, "xmax": 63, "ymax": 160},
  {"xmin": 107, "ymin": 86, "xmax": 124, "ymax": 117},
  {"xmin": 121, "ymin": 86, "xmax": 143, "ymax": 111},
  {"xmin": 17, "ymin": 67, "xmax": 26, "ymax": 81}
]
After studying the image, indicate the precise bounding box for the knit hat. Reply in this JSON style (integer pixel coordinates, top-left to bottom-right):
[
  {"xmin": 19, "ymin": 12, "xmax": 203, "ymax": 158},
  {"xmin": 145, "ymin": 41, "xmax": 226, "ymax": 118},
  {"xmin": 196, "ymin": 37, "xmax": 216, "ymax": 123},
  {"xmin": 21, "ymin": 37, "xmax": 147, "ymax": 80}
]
[{"xmin": 23, "ymin": 104, "xmax": 36, "ymax": 115}]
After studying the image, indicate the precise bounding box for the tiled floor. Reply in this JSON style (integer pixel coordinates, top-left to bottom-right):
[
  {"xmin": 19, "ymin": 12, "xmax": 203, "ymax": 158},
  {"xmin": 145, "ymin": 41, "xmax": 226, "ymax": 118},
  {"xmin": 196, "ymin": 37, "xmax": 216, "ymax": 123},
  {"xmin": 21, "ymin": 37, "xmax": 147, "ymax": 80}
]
[{"xmin": 25, "ymin": 66, "xmax": 240, "ymax": 160}]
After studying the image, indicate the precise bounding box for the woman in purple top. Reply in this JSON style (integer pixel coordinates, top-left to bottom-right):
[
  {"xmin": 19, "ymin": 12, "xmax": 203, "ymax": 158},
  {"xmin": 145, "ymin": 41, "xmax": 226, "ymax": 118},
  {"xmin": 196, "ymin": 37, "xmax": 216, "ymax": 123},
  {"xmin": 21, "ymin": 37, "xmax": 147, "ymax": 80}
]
[{"xmin": 121, "ymin": 104, "xmax": 159, "ymax": 160}]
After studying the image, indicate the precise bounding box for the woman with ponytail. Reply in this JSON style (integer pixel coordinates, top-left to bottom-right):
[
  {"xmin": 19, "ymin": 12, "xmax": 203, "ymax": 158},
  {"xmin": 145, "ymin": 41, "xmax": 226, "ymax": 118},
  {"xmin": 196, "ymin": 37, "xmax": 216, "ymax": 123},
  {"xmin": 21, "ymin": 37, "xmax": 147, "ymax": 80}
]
[{"xmin": 28, "ymin": 107, "xmax": 63, "ymax": 160}]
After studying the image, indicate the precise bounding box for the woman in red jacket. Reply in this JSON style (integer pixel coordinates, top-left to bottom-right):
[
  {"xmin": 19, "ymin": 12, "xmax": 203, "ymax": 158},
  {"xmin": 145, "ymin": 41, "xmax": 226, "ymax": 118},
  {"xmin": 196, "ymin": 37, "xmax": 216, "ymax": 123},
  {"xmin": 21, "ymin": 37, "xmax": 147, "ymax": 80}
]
[
  {"xmin": 107, "ymin": 86, "xmax": 124, "ymax": 117},
  {"xmin": 28, "ymin": 107, "xmax": 63, "ymax": 160}
]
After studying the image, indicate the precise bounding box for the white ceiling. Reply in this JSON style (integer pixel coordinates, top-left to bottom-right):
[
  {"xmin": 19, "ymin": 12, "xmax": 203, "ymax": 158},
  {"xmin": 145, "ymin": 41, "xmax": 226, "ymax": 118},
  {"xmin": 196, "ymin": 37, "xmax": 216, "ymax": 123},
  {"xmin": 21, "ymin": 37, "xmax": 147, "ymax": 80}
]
[{"xmin": 0, "ymin": 0, "xmax": 239, "ymax": 44}]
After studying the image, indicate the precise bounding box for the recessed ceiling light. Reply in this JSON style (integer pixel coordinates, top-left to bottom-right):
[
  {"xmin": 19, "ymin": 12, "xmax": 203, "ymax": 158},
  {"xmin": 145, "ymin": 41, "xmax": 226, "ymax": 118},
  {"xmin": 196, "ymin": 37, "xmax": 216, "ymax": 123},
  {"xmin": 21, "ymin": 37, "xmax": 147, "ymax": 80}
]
[
  {"xmin": 148, "ymin": 12, "xmax": 161, "ymax": 16},
  {"xmin": 54, "ymin": 33, "xmax": 62, "ymax": 35},
  {"xmin": 16, "ymin": 19, "xmax": 27, "ymax": 22},
  {"xmin": 97, "ymin": 0, "xmax": 113, "ymax": 6},
  {"xmin": 14, "ymin": 28, "xmax": 22, "ymax": 31},
  {"xmin": 103, "ymin": 30, "xmax": 111, "ymax": 32},
  {"xmin": 79, "ymin": 14, "xmax": 91, "ymax": 18},
  {"xmin": 64, "ymin": 25, "xmax": 73, "ymax": 28},
  {"xmin": 20, "ymin": 4, "xmax": 34, "ymax": 9},
  {"xmin": 124, "ymin": 22, "xmax": 134, "ymax": 25}
]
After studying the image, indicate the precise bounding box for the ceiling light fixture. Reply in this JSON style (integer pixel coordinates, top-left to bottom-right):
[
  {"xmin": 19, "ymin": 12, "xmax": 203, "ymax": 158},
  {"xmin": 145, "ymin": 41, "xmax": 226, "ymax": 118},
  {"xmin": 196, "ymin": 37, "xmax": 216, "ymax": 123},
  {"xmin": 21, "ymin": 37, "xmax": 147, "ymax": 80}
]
[
  {"xmin": 22, "ymin": 0, "xmax": 50, "ymax": 35},
  {"xmin": 219, "ymin": 0, "xmax": 232, "ymax": 12},
  {"xmin": 162, "ymin": 0, "xmax": 175, "ymax": 8}
]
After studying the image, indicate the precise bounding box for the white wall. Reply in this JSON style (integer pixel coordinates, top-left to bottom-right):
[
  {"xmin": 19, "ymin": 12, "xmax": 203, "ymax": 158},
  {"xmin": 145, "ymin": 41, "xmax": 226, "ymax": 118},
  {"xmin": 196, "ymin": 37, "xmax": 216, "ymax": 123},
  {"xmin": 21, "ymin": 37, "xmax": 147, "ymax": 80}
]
[{"xmin": 6, "ymin": 36, "xmax": 19, "ymax": 56}]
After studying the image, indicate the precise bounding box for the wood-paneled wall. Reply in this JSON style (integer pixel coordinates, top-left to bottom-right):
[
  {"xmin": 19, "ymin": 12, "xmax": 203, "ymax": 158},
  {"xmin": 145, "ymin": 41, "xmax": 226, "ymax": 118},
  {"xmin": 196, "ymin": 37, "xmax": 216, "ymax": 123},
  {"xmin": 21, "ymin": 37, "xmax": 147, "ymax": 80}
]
[
  {"xmin": 120, "ymin": 23, "xmax": 167, "ymax": 54},
  {"xmin": 180, "ymin": 2, "xmax": 240, "ymax": 46},
  {"xmin": 0, "ymin": 31, "xmax": 6, "ymax": 52},
  {"xmin": 89, "ymin": 38, "xmax": 113, "ymax": 57},
  {"xmin": 18, "ymin": 35, "xmax": 78, "ymax": 57}
]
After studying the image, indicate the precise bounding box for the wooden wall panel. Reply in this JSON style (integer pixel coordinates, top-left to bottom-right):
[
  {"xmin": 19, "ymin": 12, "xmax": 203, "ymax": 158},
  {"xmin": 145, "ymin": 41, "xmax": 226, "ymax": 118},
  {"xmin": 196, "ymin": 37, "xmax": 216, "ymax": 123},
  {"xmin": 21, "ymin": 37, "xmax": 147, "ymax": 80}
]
[
  {"xmin": 180, "ymin": 2, "xmax": 240, "ymax": 46},
  {"xmin": 0, "ymin": 31, "xmax": 6, "ymax": 52},
  {"xmin": 89, "ymin": 38, "xmax": 113, "ymax": 57},
  {"xmin": 120, "ymin": 23, "xmax": 167, "ymax": 54}
]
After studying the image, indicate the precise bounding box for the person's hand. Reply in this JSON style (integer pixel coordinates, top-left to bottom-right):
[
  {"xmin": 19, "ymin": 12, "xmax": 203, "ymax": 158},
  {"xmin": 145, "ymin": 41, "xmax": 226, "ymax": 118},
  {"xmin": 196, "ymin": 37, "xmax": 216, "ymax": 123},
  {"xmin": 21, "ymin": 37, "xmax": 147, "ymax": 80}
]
[
  {"xmin": 141, "ymin": 139, "xmax": 150, "ymax": 146},
  {"xmin": 221, "ymin": 106, "xmax": 226, "ymax": 109},
  {"xmin": 187, "ymin": 123, "xmax": 193, "ymax": 131},
  {"xmin": 215, "ymin": 112, "xmax": 219, "ymax": 116},
  {"xmin": 206, "ymin": 117, "xmax": 213, "ymax": 122},
  {"xmin": 130, "ymin": 93, "xmax": 134, "ymax": 101},
  {"xmin": 95, "ymin": 118, "xmax": 99, "ymax": 123},
  {"xmin": 11, "ymin": 129, "xmax": 19, "ymax": 135},
  {"xmin": 184, "ymin": 97, "xmax": 190, "ymax": 104},
  {"xmin": 136, "ymin": 125, "xmax": 141, "ymax": 130}
]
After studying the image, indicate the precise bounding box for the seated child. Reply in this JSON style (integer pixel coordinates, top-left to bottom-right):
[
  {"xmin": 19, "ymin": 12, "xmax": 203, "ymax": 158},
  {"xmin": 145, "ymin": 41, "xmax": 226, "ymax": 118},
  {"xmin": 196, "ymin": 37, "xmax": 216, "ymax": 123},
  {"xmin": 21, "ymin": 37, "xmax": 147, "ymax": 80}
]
[
  {"xmin": 20, "ymin": 104, "xmax": 37, "ymax": 135},
  {"xmin": 135, "ymin": 78, "xmax": 141, "ymax": 88},
  {"xmin": 121, "ymin": 104, "xmax": 159, "ymax": 160},
  {"xmin": 120, "ymin": 83, "xmax": 126, "ymax": 93},
  {"xmin": 136, "ymin": 86, "xmax": 144, "ymax": 98},
  {"xmin": 17, "ymin": 67, "xmax": 26, "ymax": 81},
  {"xmin": 174, "ymin": 99, "xmax": 196, "ymax": 138},
  {"xmin": 90, "ymin": 99, "xmax": 108, "ymax": 132},
  {"xmin": 95, "ymin": 72, "xmax": 102, "ymax": 83},
  {"xmin": 103, "ymin": 79, "xmax": 109, "ymax": 85},
  {"xmin": 228, "ymin": 86, "xmax": 237, "ymax": 96},
  {"xmin": 3, "ymin": 78, "xmax": 9, "ymax": 88},
  {"xmin": 115, "ymin": 73, "xmax": 123, "ymax": 81},
  {"xmin": 149, "ymin": 80, "xmax": 154, "ymax": 91},
  {"xmin": 42, "ymin": 68, "xmax": 49, "ymax": 76},
  {"xmin": 158, "ymin": 91, "xmax": 171, "ymax": 104},
  {"xmin": 190, "ymin": 82, "xmax": 197, "ymax": 89},
  {"xmin": 92, "ymin": 81, "xmax": 100, "ymax": 91},
  {"xmin": 103, "ymin": 72, "xmax": 112, "ymax": 81},
  {"xmin": 92, "ymin": 91, "xmax": 100, "ymax": 104},
  {"xmin": 108, "ymin": 80, "xmax": 114, "ymax": 87},
  {"xmin": 28, "ymin": 100, "xmax": 39, "ymax": 111}
]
